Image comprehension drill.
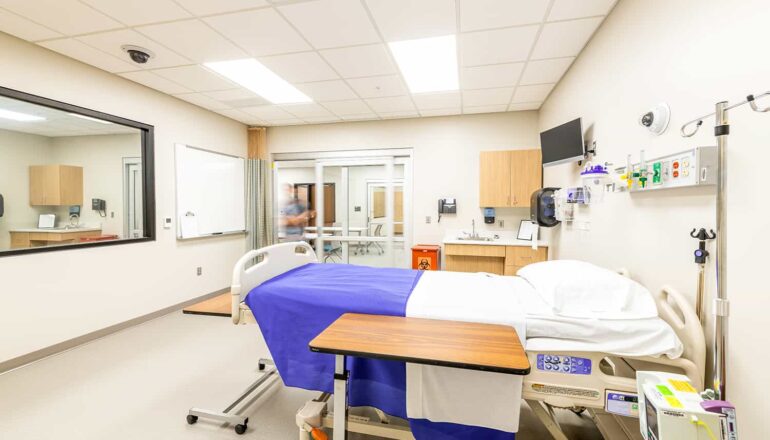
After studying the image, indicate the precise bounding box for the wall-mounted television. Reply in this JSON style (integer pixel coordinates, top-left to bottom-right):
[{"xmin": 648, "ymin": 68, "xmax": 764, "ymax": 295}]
[{"xmin": 539, "ymin": 118, "xmax": 585, "ymax": 167}]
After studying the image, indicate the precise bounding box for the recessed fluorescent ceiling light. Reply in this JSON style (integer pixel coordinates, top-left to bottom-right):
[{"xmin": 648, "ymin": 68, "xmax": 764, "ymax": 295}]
[
  {"xmin": 69, "ymin": 113, "xmax": 112, "ymax": 124},
  {"xmin": 389, "ymin": 35, "xmax": 459, "ymax": 94},
  {"xmin": 0, "ymin": 108, "xmax": 45, "ymax": 122},
  {"xmin": 205, "ymin": 59, "xmax": 311, "ymax": 104}
]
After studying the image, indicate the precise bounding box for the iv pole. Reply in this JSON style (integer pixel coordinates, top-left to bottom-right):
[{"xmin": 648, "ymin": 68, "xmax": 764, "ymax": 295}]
[{"xmin": 680, "ymin": 91, "xmax": 770, "ymax": 400}]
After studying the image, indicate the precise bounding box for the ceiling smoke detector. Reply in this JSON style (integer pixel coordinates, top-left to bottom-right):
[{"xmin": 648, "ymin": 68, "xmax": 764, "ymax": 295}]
[{"xmin": 121, "ymin": 45, "xmax": 154, "ymax": 65}]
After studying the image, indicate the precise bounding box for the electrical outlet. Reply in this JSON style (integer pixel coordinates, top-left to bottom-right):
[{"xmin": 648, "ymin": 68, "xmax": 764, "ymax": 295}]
[
  {"xmin": 425, "ymin": 216, "xmax": 431, "ymax": 224},
  {"xmin": 354, "ymin": 206, "xmax": 361, "ymax": 212},
  {"xmin": 499, "ymin": 220, "xmax": 504, "ymax": 227},
  {"xmin": 110, "ymin": 211, "xmax": 114, "ymax": 218},
  {"xmin": 196, "ymin": 267, "xmax": 202, "ymax": 276}
]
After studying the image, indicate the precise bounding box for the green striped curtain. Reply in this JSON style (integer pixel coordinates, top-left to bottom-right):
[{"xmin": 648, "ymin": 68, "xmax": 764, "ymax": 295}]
[{"xmin": 246, "ymin": 158, "xmax": 274, "ymax": 250}]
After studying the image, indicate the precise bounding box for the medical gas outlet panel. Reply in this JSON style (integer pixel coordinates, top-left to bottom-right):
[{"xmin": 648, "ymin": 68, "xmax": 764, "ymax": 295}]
[
  {"xmin": 618, "ymin": 146, "xmax": 717, "ymax": 192},
  {"xmin": 536, "ymin": 354, "xmax": 592, "ymax": 375}
]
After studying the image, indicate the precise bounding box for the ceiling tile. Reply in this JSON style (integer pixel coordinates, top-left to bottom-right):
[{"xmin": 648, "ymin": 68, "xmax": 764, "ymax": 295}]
[
  {"xmin": 419, "ymin": 107, "xmax": 461, "ymax": 117},
  {"xmin": 365, "ymin": 0, "xmax": 456, "ymax": 41},
  {"xmin": 378, "ymin": 110, "xmax": 419, "ymax": 119},
  {"xmin": 174, "ymin": 92, "xmax": 231, "ymax": 110},
  {"xmin": 77, "ymin": 29, "xmax": 192, "ymax": 69},
  {"xmin": 549, "ymin": 0, "xmax": 616, "ymax": 21},
  {"xmin": 175, "ymin": 0, "xmax": 270, "ymax": 16},
  {"xmin": 460, "ymin": 0, "xmax": 550, "ymax": 32},
  {"xmin": 203, "ymin": 90, "xmax": 270, "ymax": 108},
  {"xmin": 259, "ymin": 51, "xmax": 338, "ymax": 82},
  {"xmin": 460, "ymin": 26, "xmax": 539, "ymax": 66},
  {"xmin": 278, "ymin": 0, "xmax": 380, "ymax": 49},
  {"xmin": 463, "ymin": 104, "xmax": 508, "ymax": 114},
  {"xmin": 341, "ymin": 113, "xmax": 378, "ymax": 121},
  {"xmin": 519, "ymin": 57, "xmax": 574, "ymax": 85},
  {"xmin": 295, "ymin": 80, "xmax": 358, "ymax": 102},
  {"xmin": 81, "ymin": 0, "xmax": 191, "ymax": 26},
  {"xmin": 223, "ymin": 97, "xmax": 271, "ymax": 107},
  {"xmin": 347, "ymin": 75, "xmax": 406, "ymax": 98},
  {"xmin": 508, "ymin": 102, "xmax": 541, "ymax": 111},
  {"xmin": 512, "ymin": 83, "xmax": 554, "ymax": 103},
  {"xmin": 38, "ymin": 38, "xmax": 137, "ymax": 72},
  {"xmin": 365, "ymin": 95, "xmax": 415, "ymax": 113},
  {"xmin": 265, "ymin": 118, "xmax": 304, "ymax": 126},
  {"xmin": 0, "ymin": 0, "xmax": 121, "ymax": 35},
  {"xmin": 214, "ymin": 108, "xmax": 261, "ymax": 124},
  {"xmin": 0, "ymin": 8, "xmax": 62, "ymax": 41},
  {"xmin": 281, "ymin": 103, "xmax": 334, "ymax": 118},
  {"xmin": 462, "ymin": 87, "xmax": 514, "ymax": 106},
  {"xmin": 461, "ymin": 63, "xmax": 524, "ymax": 90},
  {"xmin": 242, "ymin": 105, "xmax": 296, "ymax": 120},
  {"xmin": 412, "ymin": 92, "xmax": 461, "ymax": 110},
  {"xmin": 203, "ymin": 88, "xmax": 259, "ymax": 101},
  {"xmin": 119, "ymin": 70, "xmax": 192, "ymax": 94},
  {"xmin": 136, "ymin": 19, "xmax": 247, "ymax": 63},
  {"xmin": 303, "ymin": 116, "xmax": 342, "ymax": 124},
  {"xmin": 322, "ymin": 99, "xmax": 371, "ymax": 115},
  {"xmin": 320, "ymin": 44, "xmax": 396, "ymax": 78},
  {"xmin": 152, "ymin": 65, "xmax": 236, "ymax": 91},
  {"xmin": 531, "ymin": 17, "xmax": 603, "ymax": 59},
  {"xmin": 204, "ymin": 8, "xmax": 311, "ymax": 57}
]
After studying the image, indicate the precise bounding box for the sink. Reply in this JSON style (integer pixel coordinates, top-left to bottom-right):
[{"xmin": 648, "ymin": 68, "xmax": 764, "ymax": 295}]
[{"xmin": 455, "ymin": 236, "xmax": 494, "ymax": 242}]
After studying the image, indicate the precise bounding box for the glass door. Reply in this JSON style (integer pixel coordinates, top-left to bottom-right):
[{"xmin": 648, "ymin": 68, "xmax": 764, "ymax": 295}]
[{"xmin": 273, "ymin": 152, "xmax": 411, "ymax": 269}]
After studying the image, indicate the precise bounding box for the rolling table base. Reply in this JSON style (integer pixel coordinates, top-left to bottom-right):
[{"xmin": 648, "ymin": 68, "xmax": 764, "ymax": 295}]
[{"xmin": 187, "ymin": 358, "xmax": 277, "ymax": 435}]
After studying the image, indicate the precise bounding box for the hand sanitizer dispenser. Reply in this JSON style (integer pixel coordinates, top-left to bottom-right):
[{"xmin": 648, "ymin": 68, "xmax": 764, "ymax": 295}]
[{"xmin": 484, "ymin": 207, "xmax": 495, "ymax": 224}]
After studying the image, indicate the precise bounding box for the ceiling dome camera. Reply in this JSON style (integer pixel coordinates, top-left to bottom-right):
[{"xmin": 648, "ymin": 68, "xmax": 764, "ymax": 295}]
[{"xmin": 121, "ymin": 45, "xmax": 154, "ymax": 65}]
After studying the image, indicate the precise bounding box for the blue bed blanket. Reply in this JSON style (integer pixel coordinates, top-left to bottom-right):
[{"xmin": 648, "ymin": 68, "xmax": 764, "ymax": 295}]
[{"xmin": 245, "ymin": 263, "xmax": 514, "ymax": 440}]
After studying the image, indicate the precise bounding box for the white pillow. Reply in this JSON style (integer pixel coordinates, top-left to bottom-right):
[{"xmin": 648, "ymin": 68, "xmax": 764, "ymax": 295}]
[{"xmin": 517, "ymin": 260, "xmax": 658, "ymax": 320}]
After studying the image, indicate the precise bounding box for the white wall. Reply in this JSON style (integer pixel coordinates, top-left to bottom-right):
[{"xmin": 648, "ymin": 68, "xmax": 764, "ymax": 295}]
[
  {"xmin": 267, "ymin": 111, "xmax": 541, "ymax": 247},
  {"xmin": 539, "ymin": 0, "xmax": 769, "ymax": 435},
  {"xmin": 0, "ymin": 33, "xmax": 247, "ymax": 364}
]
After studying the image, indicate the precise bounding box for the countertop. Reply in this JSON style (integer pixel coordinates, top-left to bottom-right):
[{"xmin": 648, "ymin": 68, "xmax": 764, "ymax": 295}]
[
  {"xmin": 442, "ymin": 237, "xmax": 548, "ymax": 247},
  {"xmin": 442, "ymin": 229, "xmax": 547, "ymax": 247},
  {"xmin": 10, "ymin": 227, "xmax": 102, "ymax": 233}
]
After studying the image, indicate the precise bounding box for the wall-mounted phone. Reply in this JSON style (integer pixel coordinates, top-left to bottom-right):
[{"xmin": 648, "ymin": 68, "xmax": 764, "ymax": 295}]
[
  {"xmin": 92, "ymin": 198, "xmax": 107, "ymax": 217},
  {"xmin": 437, "ymin": 198, "xmax": 456, "ymax": 223}
]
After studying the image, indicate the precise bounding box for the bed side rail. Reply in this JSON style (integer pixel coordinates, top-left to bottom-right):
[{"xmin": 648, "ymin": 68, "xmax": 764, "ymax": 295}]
[
  {"xmin": 653, "ymin": 285, "xmax": 706, "ymax": 383},
  {"xmin": 231, "ymin": 242, "xmax": 317, "ymax": 324}
]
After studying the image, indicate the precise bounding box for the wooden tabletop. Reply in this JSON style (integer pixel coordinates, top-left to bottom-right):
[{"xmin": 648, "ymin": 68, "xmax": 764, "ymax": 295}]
[
  {"xmin": 182, "ymin": 292, "xmax": 231, "ymax": 317},
  {"xmin": 309, "ymin": 313, "xmax": 529, "ymax": 375}
]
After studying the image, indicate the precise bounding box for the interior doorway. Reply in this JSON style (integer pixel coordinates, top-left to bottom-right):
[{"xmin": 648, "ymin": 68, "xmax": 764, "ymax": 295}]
[{"xmin": 123, "ymin": 157, "xmax": 143, "ymax": 239}]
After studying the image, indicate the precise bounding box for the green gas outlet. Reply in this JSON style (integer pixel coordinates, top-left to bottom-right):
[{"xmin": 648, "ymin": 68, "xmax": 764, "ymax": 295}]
[{"xmin": 653, "ymin": 162, "xmax": 662, "ymax": 184}]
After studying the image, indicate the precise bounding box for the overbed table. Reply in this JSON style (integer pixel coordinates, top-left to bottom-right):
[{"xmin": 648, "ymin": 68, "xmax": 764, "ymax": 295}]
[{"xmin": 309, "ymin": 313, "xmax": 530, "ymax": 440}]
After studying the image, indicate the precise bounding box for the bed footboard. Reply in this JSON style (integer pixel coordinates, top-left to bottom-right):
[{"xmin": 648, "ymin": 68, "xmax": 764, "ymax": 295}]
[{"xmin": 231, "ymin": 242, "xmax": 318, "ymax": 324}]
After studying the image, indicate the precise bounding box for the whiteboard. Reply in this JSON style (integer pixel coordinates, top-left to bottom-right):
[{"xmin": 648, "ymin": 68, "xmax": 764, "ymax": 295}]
[{"xmin": 175, "ymin": 143, "xmax": 246, "ymax": 239}]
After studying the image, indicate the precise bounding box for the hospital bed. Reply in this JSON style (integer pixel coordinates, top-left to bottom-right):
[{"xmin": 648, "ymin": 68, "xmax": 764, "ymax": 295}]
[{"xmin": 210, "ymin": 242, "xmax": 705, "ymax": 440}]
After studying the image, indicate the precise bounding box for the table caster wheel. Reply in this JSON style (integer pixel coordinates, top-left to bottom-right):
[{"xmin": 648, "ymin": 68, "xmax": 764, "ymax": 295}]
[
  {"xmin": 235, "ymin": 424, "xmax": 247, "ymax": 434},
  {"xmin": 186, "ymin": 415, "xmax": 198, "ymax": 425}
]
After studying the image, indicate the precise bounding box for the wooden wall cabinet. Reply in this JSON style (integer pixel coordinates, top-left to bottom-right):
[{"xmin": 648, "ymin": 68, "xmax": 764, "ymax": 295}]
[
  {"xmin": 479, "ymin": 149, "xmax": 542, "ymax": 207},
  {"xmin": 29, "ymin": 165, "xmax": 83, "ymax": 206}
]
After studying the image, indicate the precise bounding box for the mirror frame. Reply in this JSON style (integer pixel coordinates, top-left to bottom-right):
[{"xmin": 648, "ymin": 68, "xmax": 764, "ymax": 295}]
[{"xmin": 0, "ymin": 86, "xmax": 156, "ymax": 257}]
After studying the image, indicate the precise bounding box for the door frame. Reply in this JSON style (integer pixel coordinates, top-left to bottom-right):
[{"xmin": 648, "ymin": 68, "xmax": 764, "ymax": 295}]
[{"xmin": 123, "ymin": 157, "xmax": 143, "ymax": 239}]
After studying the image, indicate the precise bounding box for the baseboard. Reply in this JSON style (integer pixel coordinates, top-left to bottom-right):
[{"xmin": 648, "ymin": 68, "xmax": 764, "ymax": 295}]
[{"xmin": 0, "ymin": 287, "xmax": 229, "ymax": 375}]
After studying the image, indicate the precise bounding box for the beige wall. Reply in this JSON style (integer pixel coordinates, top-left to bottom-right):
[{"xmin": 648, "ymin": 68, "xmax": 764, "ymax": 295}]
[
  {"xmin": 0, "ymin": 33, "xmax": 247, "ymax": 364},
  {"xmin": 268, "ymin": 111, "xmax": 541, "ymax": 247},
  {"xmin": 49, "ymin": 133, "xmax": 142, "ymax": 236},
  {"xmin": 539, "ymin": 0, "xmax": 769, "ymax": 435},
  {"xmin": 0, "ymin": 129, "xmax": 53, "ymax": 249}
]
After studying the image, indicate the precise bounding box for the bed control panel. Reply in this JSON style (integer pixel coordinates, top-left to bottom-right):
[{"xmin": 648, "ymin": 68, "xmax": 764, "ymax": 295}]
[{"xmin": 536, "ymin": 355, "xmax": 592, "ymax": 375}]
